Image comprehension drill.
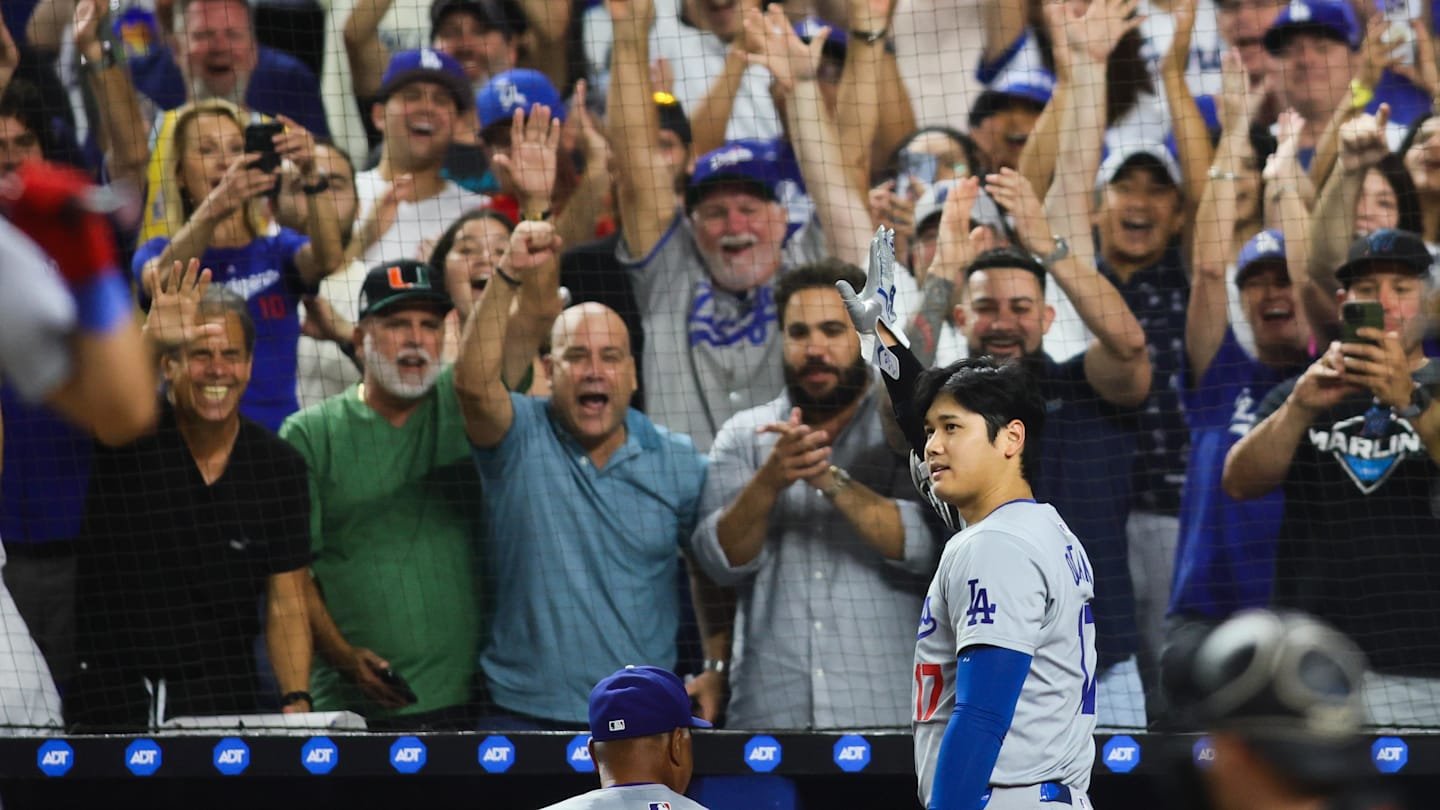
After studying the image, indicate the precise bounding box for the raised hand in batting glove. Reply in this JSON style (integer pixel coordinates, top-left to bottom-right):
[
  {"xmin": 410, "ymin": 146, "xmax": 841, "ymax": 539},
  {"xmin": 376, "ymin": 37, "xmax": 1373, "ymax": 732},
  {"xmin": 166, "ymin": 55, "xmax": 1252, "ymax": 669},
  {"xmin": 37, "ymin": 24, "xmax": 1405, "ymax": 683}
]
[{"xmin": 837, "ymin": 227, "xmax": 909, "ymax": 379}]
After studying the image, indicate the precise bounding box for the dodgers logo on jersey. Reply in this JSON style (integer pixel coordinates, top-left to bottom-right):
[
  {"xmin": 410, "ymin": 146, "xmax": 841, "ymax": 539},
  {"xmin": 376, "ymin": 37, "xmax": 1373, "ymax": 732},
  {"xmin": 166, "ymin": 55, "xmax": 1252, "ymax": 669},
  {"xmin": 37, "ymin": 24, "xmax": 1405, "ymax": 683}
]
[
  {"xmin": 965, "ymin": 579, "xmax": 996, "ymax": 626},
  {"xmin": 1307, "ymin": 407, "xmax": 1422, "ymax": 494}
]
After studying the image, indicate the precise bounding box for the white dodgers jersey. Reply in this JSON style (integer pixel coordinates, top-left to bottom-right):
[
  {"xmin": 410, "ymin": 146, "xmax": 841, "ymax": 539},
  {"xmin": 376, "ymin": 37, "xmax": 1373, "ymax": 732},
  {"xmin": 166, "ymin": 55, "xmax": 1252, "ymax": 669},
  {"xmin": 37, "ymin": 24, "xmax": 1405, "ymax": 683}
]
[{"xmin": 912, "ymin": 500, "xmax": 1097, "ymax": 806}]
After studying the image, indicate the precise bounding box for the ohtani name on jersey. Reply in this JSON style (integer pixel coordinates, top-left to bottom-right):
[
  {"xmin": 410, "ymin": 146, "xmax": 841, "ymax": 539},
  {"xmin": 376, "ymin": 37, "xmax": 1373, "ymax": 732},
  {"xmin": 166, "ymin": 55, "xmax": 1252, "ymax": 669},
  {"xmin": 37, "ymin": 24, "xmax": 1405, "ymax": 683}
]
[{"xmin": 1308, "ymin": 426, "xmax": 1421, "ymax": 458}]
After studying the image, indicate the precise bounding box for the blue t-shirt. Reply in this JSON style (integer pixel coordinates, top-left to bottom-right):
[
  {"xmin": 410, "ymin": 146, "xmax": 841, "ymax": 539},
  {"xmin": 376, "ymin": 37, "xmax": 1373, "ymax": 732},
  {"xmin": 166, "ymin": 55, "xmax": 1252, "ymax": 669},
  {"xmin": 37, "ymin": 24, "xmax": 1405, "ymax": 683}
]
[
  {"xmin": 0, "ymin": 386, "xmax": 93, "ymax": 544},
  {"xmin": 1101, "ymin": 250, "xmax": 1191, "ymax": 516},
  {"xmin": 470, "ymin": 394, "xmax": 707, "ymax": 723},
  {"xmin": 1171, "ymin": 329, "xmax": 1307, "ymax": 620},
  {"xmin": 1037, "ymin": 352, "xmax": 1140, "ymax": 666},
  {"xmin": 126, "ymin": 45, "xmax": 330, "ymax": 138},
  {"xmin": 133, "ymin": 229, "xmax": 311, "ymax": 432}
]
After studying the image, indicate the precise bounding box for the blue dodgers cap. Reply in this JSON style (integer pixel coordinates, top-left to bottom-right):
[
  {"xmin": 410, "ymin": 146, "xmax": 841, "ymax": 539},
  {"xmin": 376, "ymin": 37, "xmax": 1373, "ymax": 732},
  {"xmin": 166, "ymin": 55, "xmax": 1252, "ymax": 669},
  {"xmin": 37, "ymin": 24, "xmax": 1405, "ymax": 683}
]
[
  {"xmin": 968, "ymin": 69, "xmax": 1055, "ymax": 128},
  {"xmin": 1263, "ymin": 0, "xmax": 1359, "ymax": 54},
  {"xmin": 476, "ymin": 68, "xmax": 567, "ymax": 129},
  {"xmin": 379, "ymin": 48, "xmax": 472, "ymax": 109},
  {"xmin": 1234, "ymin": 228, "xmax": 1287, "ymax": 286},
  {"xmin": 588, "ymin": 666, "xmax": 713, "ymax": 742},
  {"xmin": 686, "ymin": 139, "xmax": 789, "ymax": 211}
]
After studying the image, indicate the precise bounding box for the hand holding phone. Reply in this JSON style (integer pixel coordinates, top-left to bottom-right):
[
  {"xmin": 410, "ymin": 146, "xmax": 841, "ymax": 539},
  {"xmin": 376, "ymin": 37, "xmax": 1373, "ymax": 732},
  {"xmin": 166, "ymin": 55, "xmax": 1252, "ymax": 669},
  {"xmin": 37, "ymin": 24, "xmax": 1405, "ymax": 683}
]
[
  {"xmin": 1340, "ymin": 300, "xmax": 1384, "ymax": 349},
  {"xmin": 368, "ymin": 661, "xmax": 419, "ymax": 705},
  {"xmin": 243, "ymin": 122, "xmax": 284, "ymax": 174}
]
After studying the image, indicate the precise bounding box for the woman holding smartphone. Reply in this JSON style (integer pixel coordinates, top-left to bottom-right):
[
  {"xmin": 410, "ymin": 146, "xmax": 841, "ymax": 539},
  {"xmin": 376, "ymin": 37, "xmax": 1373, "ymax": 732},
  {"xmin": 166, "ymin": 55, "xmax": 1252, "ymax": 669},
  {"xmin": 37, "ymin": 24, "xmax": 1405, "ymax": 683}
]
[{"xmin": 133, "ymin": 99, "xmax": 345, "ymax": 431}]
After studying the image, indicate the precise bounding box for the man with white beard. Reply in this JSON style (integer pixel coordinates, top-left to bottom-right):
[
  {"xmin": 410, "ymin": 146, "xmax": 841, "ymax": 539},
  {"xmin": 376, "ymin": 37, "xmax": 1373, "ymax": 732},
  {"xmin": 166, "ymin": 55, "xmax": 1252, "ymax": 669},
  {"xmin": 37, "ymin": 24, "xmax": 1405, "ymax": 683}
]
[{"xmin": 280, "ymin": 259, "xmax": 488, "ymax": 729}]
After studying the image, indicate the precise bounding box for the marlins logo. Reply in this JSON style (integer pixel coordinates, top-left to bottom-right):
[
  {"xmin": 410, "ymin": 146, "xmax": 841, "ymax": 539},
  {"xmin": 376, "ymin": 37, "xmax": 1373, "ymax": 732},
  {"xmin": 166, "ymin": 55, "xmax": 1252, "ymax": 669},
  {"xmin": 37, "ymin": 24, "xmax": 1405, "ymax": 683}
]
[{"xmin": 1307, "ymin": 405, "xmax": 1423, "ymax": 494}]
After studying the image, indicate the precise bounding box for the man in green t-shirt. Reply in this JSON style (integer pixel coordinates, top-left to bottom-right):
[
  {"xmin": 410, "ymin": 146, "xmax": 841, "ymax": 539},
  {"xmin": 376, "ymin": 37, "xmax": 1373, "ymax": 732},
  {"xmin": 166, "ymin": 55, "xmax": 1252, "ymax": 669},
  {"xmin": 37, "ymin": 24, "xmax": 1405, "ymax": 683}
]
[{"xmin": 281, "ymin": 259, "xmax": 484, "ymax": 728}]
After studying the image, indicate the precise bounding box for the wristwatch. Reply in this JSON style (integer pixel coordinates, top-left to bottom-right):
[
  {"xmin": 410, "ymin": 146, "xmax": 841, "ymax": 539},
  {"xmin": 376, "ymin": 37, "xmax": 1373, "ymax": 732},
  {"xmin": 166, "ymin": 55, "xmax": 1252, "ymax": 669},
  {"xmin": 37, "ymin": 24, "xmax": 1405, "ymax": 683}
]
[
  {"xmin": 820, "ymin": 466, "xmax": 852, "ymax": 499},
  {"xmin": 1041, "ymin": 236, "xmax": 1070, "ymax": 265},
  {"xmin": 1399, "ymin": 383, "xmax": 1434, "ymax": 420}
]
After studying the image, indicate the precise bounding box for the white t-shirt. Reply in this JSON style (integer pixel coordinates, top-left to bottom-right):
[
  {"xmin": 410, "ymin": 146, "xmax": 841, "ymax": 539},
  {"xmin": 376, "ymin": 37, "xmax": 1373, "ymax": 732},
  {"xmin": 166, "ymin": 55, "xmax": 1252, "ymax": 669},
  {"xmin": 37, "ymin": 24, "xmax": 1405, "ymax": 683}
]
[
  {"xmin": 913, "ymin": 500, "xmax": 1097, "ymax": 807},
  {"xmin": 296, "ymin": 258, "xmax": 368, "ymax": 410},
  {"xmin": 354, "ymin": 169, "xmax": 489, "ymax": 267}
]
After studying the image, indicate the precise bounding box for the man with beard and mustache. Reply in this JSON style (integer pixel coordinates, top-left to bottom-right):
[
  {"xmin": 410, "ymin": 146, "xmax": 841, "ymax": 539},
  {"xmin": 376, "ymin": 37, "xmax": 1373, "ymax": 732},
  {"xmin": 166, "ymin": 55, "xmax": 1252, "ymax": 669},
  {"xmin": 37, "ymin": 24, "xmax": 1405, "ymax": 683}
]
[
  {"xmin": 279, "ymin": 259, "xmax": 487, "ymax": 728},
  {"xmin": 688, "ymin": 259, "xmax": 940, "ymax": 730}
]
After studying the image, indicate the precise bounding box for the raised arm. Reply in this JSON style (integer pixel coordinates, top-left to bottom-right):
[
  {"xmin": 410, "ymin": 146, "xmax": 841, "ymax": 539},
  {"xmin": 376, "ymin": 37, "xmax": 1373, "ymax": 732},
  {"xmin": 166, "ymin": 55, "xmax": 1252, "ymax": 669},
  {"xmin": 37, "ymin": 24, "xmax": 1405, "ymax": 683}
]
[
  {"xmin": 751, "ymin": 6, "xmax": 870, "ymax": 265},
  {"xmin": 1262, "ymin": 112, "xmax": 1314, "ymax": 341},
  {"xmin": 553, "ymin": 82, "xmax": 611, "ymax": 259},
  {"xmin": 1016, "ymin": 4, "xmax": 1070, "ymax": 197},
  {"xmin": 74, "ymin": 0, "xmax": 150, "ymax": 190},
  {"xmin": 1223, "ymin": 348, "xmax": 1349, "ymax": 499},
  {"xmin": 24, "ymin": 0, "xmax": 76, "ymax": 53},
  {"xmin": 1161, "ymin": 0, "xmax": 1214, "ymax": 227},
  {"xmin": 343, "ymin": 0, "xmax": 398, "ymax": 101},
  {"xmin": 688, "ymin": 25, "xmax": 762, "ymax": 158},
  {"xmin": 980, "ymin": 0, "xmax": 1029, "ymax": 67},
  {"xmin": 1308, "ymin": 106, "xmax": 1391, "ymax": 330},
  {"xmin": 454, "ymin": 221, "xmax": 560, "ymax": 447},
  {"xmin": 607, "ymin": 0, "xmax": 672, "ymax": 260},
  {"xmin": 835, "ymin": 0, "xmax": 894, "ymax": 196},
  {"xmin": 276, "ymin": 117, "xmax": 345, "ymax": 286},
  {"xmin": 146, "ymin": 153, "xmax": 276, "ymax": 281},
  {"xmin": 516, "ymin": 0, "xmax": 571, "ymax": 88},
  {"xmin": 907, "ymin": 177, "xmax": 989, "ymax": 366}
]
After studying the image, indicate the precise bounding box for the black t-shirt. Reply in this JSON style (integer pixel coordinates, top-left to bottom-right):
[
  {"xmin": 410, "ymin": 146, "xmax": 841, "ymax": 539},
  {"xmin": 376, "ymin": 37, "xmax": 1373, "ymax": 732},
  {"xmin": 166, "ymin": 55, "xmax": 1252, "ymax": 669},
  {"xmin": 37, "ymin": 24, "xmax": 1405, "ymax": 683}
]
[
  {"xmin": 72, "ymin": 399, "xmax": 311, "ymax": 723},
  {"xmin": 1258, "ymin": 363, "xmax": 1440, "ymax": 675}
]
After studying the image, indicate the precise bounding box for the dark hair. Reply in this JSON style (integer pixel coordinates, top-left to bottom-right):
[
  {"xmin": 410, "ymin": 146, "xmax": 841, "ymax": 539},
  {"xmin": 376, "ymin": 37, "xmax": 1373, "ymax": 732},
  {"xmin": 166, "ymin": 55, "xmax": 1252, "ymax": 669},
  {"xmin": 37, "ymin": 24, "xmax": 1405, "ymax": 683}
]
[
  {"xmin": 1369, "ymin": 152, "xmax": 1423, "ymax": 237},
  {"xmin": 428, "ymin": 208, "xmax": 517, "ymax": 272},
  {"xmin": 880, "ymin": 126, "xmax": 984, "ymax": 185},
  {"xmin": 1399, "ymin": 111, "xmax": 1435, "ymax": 157},
  {"xmin": 965, "ymin": 246, "xmax": 1049, "ymax": 292},
  {"xmin": 0, "ymin": 80, "xmax": 51, "ymax": 158},
  {"xmin": 773, "ymin": 258, "xmax": 866, "ymax": 326},
  {"xmin": 197, "ymin": 287, "xmax": 256, "ymax": 355},
  {"xmin": 1027, "ymin": 0, "xmax": 1150, "ymax": 126},
  {"xmin": 913, "ymin": 356, "xmax": 1046, "ymax": 481}
]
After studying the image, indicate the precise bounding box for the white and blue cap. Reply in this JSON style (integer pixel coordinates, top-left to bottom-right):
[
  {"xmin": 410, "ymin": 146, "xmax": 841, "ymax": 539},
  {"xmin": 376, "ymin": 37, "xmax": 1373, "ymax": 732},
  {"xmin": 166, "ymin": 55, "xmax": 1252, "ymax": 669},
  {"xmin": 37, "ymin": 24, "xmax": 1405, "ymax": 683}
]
[
  {"xmin": 968, "ymin": 69, "xmax": 1055, "ymax": 128},
  {"xmin": 1263, "ymin": 0, "xmax": 1360, "ymax": 54},
  {"xmin": 588, "ymin": 666, "xmax": 713, "ymax": 742},
  {"xmin": 1234, "ymin": 228, "xmax": 1287, "ymax": 286},
  {"xmin": 1095, "ymin": 141, "xmax": 1183, "ymax": 193},
  {"xmin": 686, "ymin": 139, "xmax": 791, "ymax": 211},
  {"xmin": 378, "ymin": 48, "xmax": 472, "ymax": 109},
  {"xmin": 476, "ymin": 68, "xmax": 567, "ymax": 129}
]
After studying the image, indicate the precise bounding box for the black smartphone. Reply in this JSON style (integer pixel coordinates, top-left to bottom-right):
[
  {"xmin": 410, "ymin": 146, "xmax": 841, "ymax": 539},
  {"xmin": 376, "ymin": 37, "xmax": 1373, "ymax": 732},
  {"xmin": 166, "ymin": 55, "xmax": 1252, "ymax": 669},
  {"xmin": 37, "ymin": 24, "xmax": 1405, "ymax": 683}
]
[
  {"xmin": 1340, "ymin": 300, "xmax": 1384, "ymax": 347},
  {"xmin": 373, "ymin": 664, "xmax": 419, "ymax": 705},
  {"xmin": 243, "ymin": 122, "xmax": 284, "ymax": 174}
]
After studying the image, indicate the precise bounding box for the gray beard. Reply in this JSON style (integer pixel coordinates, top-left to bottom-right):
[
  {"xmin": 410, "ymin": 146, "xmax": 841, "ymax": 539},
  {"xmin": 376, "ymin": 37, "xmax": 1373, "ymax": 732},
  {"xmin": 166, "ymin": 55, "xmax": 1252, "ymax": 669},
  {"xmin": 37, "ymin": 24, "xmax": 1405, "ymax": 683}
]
[{"xmin": 364, "ymin": 334, "xmax": 441, "ymax": 400}]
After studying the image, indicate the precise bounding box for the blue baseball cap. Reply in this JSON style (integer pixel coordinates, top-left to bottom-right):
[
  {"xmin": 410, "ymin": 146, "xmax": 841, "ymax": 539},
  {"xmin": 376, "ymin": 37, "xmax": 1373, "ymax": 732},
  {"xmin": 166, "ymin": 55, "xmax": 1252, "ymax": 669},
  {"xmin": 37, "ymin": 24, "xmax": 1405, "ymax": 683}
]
[
  {"xmin": 588, "ymin": 666, "xmax": 713, "ymax": 742},
  {"xmin": 476, "ymin": 68, "xmax": 567, "ymax": 129},
  {"xmin": 968, "ymin": 70, "xmax": 1055, "ymax": 128},
  {"xmin": 1335, "ymin": 228, "xmax": 1432, "ymax": 287},
  {"xmin": 686, "ymin": 139, "xmax": 791, "ymax": 211},
  {"xmin": 1263, "ymin": 0, "xmax": 1359, "ymax": 54},
  {"xmin": 378, "ymin": 48, "xmax": 472, "ymax": 109},
  {"xmin": 1235, "ymin": 229, "xmax": 1288, "ymax": 286}
]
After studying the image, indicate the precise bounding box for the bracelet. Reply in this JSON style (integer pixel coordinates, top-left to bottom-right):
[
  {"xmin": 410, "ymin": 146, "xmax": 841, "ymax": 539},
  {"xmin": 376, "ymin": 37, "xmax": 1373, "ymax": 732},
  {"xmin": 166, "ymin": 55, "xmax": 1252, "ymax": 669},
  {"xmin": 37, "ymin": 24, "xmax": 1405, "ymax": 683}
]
[
  {"xmin": 850, "ymin": 27, "xmax": 888, "ymax": 43},
  {"xmin": 496, "ymin": 269, "xmax": 523, "ymax": 288},
  {"xmin": 281, "ymin": 690, "xmax": 313, "ymax": 707},
  {"xmin": 1349, "ymin": 79, "xmax": 1374, "ymax": 111},
  {"xmin": 702, "ymin": 659, "xmax": 729, "ymax": 674},
  {"xmin": 79, "ymin": 40, "xmax": 119, "ymax": 72},
  {"xmin": 524, "ymin": 209, "xmax": 551, "ymax": 222}
]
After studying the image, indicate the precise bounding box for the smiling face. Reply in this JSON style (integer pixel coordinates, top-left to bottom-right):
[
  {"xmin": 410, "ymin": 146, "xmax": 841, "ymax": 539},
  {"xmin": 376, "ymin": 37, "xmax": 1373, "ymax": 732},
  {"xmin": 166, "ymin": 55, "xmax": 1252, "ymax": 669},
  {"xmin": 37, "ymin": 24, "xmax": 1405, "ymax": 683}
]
[
  {"xmin": 178, "ymin": 110, "xmax": 244, "ymax": 205},
  {"xmin": 167, "ymin": 311, "xmax": 252, "ymax": 424},
  {"xmin": 1276, "ymin": 32, "xmax": 1355, "ymax": 121},
  {"xmin": 546, "ymin": 304, "xmax": 637, "ymax": 449},
  {"xmin": 1097, "ymin": 163, "xmax": 1185, "ymax": 270},
  {"xmin": 360, "ymin": 304, "xmax": 447, "ymax": 399},
  {"xmin": 175, "ymin": 0, "xmax": 257, "ymax": 103},
  {"xmin": 690, "ymin": 184, "xmax": 789, "ymax": 293},
  {"xmin": 1238, "ymin": 263, "xmax": 1306, "ymax": 358},
  {"xmin": 781, "ymin": 287, "xmax": 869, "ymax": 417},
  {"xmin": 922, "ymin": 392, "xmax": 1022, "ymax": 511},
  {"xmin": 374, "ymin": 80, "xmax": 458, "ymax": 171},
  {"xmin": 955, "ymin": 267, "xmax": 1055, "ymax": 359},
  {"xmin": 1354, "ymin": 168, "xmax": 1400, "ymax": 236},
  {"xmin": 443, "ymin": 215, "xmax": 512, "ymax": 314},
  {"xmin": 433, "ymin": 11, "xmax": 517, "ymax": 86}
]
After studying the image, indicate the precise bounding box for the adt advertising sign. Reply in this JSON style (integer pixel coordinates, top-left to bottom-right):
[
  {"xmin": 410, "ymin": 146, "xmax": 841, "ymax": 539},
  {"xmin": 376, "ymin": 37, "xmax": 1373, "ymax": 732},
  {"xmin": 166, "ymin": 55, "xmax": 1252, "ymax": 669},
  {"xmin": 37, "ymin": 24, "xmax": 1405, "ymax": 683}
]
[
  {"xmin": 1192, "ymin": 736, "xmax": 1215, "ymax": 770},
  {"xmin": 125, "ymin": 738, "xmax": 162, "ymax": 776},
  {"xmin": 744, "ymin": 735, "xmax": 782, "ymax": 773},
  {"xmin": 478, "ymin": 735, "xmax": 516, "ymax": 773},
  {"xmin": 566, "ymin": 734, "xmax": 595, "ymax": 773},
  {"xmin": 833, "ymin": 734, "xmax": 871, "ymax": 773},
  {"xmin": 213, "ymin": 737, "xmax": 250, "ymax": 776},
  {"xmin": 1102, "ymin": 735, "xmax": 1140, "ymax": 773},
  {"xmin": 301, "ymin": 736, "xmax": 339, "ymax": 775},
  {"xmin": 1373, "ymin": 737, "xmax": 1408, "ymax": 774},
  {"xmin": 37, "ymin": 740, "xmax": 74, "ymax": 777},
  {"xmin": 390, "ymin": 736, "xmax": 427, "ymax": 774}
]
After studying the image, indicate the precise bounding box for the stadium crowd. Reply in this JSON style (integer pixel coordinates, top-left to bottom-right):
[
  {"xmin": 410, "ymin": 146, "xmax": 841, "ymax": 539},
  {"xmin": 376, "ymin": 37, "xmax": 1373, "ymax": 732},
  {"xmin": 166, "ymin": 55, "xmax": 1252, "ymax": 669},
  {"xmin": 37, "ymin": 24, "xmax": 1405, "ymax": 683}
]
[{"xmin": 1, "ymin": 0, "xmax": 1440, "ymax": 747}]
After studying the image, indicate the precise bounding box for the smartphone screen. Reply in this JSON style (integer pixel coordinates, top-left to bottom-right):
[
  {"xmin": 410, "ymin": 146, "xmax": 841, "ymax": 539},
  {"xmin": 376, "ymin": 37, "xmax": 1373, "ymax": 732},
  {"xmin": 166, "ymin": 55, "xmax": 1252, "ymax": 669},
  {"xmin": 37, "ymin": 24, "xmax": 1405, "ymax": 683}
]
[
  {"xmin": 243, "ymin": 123, "xmax": 284, "ymax": 174},
  {"xmin": 1340, "ymin": 300, "xmax": 1384, "ymax": 347}
]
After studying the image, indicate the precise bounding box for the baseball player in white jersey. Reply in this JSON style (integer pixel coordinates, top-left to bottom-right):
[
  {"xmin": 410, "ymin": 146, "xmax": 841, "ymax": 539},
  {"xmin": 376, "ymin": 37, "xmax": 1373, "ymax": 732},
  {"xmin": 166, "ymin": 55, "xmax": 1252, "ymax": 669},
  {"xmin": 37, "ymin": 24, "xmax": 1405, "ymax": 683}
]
[
  {"xmin": 539, "ymin": 665, "xmax": 712, "ymax": 810},
  {"xmin": 911, "ymin": 356, "xmax": 1097, "ymax": 810}
]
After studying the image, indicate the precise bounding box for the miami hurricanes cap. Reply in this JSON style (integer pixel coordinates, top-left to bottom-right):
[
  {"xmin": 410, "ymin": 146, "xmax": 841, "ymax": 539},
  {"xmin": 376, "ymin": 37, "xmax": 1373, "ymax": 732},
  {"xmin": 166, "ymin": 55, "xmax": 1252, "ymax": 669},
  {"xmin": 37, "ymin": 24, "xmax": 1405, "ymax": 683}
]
[
  {"xmin": 588, "ymin": 666, "xmax": 712, "ymax": 742},
  {"xmin": 358, "ymin": 260, "xmax": 454, "ymax": 318}
]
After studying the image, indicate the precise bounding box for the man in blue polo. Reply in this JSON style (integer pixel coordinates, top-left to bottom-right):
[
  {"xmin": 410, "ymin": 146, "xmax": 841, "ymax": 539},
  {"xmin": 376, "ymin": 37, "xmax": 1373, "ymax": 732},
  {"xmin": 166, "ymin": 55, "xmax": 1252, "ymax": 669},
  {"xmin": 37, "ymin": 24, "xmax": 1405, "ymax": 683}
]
[
  {"xmin": 539, "ymin": 666, "xmax": 713, "ymax": 810},
  {"xmin": 455, "ymin": 219, "xmax": 707, "ymax": 726}
]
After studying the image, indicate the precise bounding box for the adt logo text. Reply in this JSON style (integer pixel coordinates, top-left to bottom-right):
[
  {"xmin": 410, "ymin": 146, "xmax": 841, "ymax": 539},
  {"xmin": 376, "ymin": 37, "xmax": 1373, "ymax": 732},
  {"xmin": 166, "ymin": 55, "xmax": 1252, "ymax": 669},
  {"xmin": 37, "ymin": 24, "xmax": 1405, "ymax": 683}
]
[
  {"xmin": 478, "ymin": 736, "xmax": 516, "ymax": 774},
  {"xmin": 1373, "ymin": 737, "xmax": 1408, "ymax": 774},
  {"xmin": 213, "ymin": 738, "xmax": 250, "ymax": 776},
  {"xmin": 37, "ymin": 740, "xmax": 74, "ymax": 777},
  {"xmin": 390, "ymin": 736, "xmax": 427, "ymax": 774},
  {"xmin": 125, "ymin": 739, "xmax": 162, "ymax": 776},
  {"xmin": 1102, "ymin": 735, "xmax": 1140, "ymax": 773},
  {"xmin": 744, "ymin": 735, "xmax": 782, "ymax": 773},
  {"xmin": 1192, "ymin": 736, "xmax": 1215, "ymax": 770},
  {"xmin": 566, "ymin": 734, "xmax": 595, "ymax": 773},
  {"xmin": 833, "ymin": 734, "xmax": 871, "ymax": 773},
  {"xmin": 301, "ymin": 737, "xmax": 339, "ymax": 775}
]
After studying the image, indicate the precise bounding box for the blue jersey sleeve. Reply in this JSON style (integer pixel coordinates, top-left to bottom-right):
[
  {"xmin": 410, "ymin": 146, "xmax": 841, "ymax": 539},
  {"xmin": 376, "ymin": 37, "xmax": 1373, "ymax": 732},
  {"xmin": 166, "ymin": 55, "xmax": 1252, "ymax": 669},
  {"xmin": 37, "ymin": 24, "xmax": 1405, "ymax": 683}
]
[{"xmin": 928, "ymin": 645, "xmax": 1032, "ymax": 810}]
